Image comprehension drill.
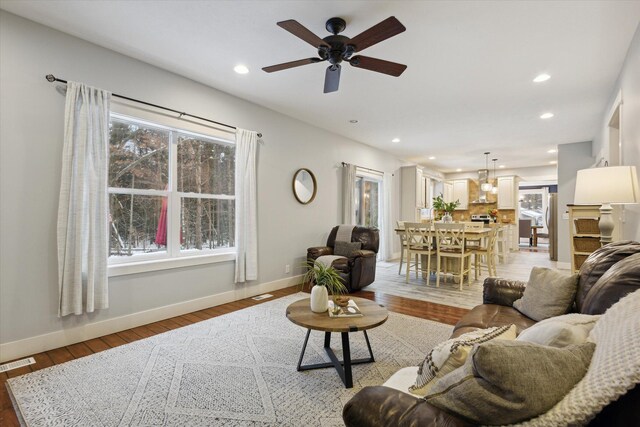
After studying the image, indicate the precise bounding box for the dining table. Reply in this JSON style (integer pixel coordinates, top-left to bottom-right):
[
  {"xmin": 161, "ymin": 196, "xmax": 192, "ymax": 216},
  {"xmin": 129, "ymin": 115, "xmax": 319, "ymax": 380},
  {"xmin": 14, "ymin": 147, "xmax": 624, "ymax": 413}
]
[{"xmin": 395, "ymin": 223, "xmax": 496, "ymax": 282}]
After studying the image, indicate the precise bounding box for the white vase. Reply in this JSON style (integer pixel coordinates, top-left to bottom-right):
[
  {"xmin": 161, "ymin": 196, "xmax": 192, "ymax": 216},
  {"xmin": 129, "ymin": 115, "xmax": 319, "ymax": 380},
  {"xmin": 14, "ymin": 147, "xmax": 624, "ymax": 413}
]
[
  {"xmin": 443, "ymin": 212, "xmax": 453, "ymax": 223},
  {"xmin": 310, "ymin": 285, "xmax": 329, "ymax": 313}
]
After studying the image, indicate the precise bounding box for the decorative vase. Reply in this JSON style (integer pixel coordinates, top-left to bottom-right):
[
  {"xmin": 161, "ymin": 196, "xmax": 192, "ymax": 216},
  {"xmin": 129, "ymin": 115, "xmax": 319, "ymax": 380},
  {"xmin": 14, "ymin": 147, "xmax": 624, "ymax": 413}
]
[
  {"xmin": 442, "ymin": 212, "xmax": 453, "ymax": 223},
  {"xmin": 310, "ymin": 285, "xmax": 329, "ymax": 313}
]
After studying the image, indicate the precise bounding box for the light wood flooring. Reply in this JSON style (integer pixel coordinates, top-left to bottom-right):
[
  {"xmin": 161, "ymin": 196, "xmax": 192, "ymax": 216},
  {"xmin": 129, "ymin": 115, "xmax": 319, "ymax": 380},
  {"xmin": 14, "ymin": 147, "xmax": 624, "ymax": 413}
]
[
  {"xmin": 368, "ymin": 249, "xmax": 559, "ymax": 309},
  {"xmin": 0, "ymin": 286, "xmax": 469, "ymax": 426}
]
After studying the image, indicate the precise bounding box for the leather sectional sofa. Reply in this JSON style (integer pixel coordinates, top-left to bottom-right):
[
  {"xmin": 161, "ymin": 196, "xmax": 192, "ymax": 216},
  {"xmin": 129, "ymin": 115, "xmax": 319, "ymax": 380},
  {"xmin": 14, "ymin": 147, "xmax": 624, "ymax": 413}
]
[{"xmin": 343, "ymin": 241, "xmax": 640, "ymax": 426}]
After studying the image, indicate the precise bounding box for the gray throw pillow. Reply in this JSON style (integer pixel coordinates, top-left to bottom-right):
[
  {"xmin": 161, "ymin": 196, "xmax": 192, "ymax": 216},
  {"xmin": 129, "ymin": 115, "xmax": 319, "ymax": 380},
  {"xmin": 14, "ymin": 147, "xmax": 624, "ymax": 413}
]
[
  {"xmin": 425, "ymin": 340, "xmax": 595, "ymax": 425},
  {"xmin": 334, "ymin": 241, "xmax": 362, "ymax": 257},
  {"xmin": 513, "ymin": 267, "xmax": 579, "ymax": 321}
]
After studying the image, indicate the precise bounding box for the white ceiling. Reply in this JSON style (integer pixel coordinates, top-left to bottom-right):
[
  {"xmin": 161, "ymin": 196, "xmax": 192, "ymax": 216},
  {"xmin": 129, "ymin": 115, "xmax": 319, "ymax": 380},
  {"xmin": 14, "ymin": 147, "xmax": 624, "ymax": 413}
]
[{"xmin": 2, "ymin": 1, "xmax": 639, "ymax": 172}]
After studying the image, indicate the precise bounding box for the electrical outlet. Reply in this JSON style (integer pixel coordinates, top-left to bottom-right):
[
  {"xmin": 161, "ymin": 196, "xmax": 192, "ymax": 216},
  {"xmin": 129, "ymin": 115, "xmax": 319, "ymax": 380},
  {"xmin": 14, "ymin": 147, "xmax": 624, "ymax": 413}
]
[{"xmin": 285, "ymin": 264, "xmax": 290, "ymax": 274}]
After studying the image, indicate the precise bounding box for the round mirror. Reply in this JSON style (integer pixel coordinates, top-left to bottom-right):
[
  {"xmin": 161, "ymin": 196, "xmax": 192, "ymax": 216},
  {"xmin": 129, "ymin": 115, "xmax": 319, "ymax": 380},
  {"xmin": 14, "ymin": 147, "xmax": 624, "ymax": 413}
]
[{"xmin": 292, "ymin": 168, "xmax": 317, "ymax": 204}]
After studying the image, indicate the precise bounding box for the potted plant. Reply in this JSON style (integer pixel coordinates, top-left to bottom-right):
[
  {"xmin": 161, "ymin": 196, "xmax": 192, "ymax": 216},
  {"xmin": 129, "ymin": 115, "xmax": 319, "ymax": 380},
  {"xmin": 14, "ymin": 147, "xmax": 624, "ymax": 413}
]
[
  {"xmin": 432, "ymin": 194, "xmax": 460, "ymax": 222},
  {"xmin": 302, "ymin": 260, "xmax": 348, "ymax": 313},
  {"xmin": 488, "ymin": 208, "xmax": 499, "ymax": 222}
]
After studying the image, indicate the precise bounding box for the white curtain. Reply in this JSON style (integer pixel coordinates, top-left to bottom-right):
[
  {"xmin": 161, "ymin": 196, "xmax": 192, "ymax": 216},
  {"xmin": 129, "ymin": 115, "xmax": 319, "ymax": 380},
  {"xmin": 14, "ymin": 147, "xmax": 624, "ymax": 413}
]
[
  {"xmin": 234, "ymin": 128, "xmax": 258, "ymax": 283},
  {"xmin": 379, "ymin": 172, "xmax": 395, "ymax": 261},
  {"xmin": 57, "ymin": 82, "xmax": 111, "ymax": 317},
  {"xmin": 342, "ymin": 163, "xmax": 356, "ymax": 224}
]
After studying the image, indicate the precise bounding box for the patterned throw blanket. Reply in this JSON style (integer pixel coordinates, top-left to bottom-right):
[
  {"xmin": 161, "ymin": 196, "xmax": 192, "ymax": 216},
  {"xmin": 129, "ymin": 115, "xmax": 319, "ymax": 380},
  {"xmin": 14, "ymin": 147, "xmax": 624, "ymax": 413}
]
[
  {"xmin": 315, "ymin": 225, "xmax": 354, "ymax": 268},
  {"xmin": 516, "ymin": 289, "xmax": 640, "ymax": 426},
  {"xmin": 335, "ymin": 224, "xmax": 355, "ymax": 243}
]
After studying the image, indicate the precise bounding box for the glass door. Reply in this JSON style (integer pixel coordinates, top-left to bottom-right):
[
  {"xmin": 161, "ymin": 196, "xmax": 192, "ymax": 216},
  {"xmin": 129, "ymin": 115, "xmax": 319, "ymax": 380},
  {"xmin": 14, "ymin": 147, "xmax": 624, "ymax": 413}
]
[
  {"xmin": 519, "ymin": 188, "xmax": 549, "ymax": 233},
  {"xmin": 355, "ymin": 175, "xmax": 381, "ymax": 228}
]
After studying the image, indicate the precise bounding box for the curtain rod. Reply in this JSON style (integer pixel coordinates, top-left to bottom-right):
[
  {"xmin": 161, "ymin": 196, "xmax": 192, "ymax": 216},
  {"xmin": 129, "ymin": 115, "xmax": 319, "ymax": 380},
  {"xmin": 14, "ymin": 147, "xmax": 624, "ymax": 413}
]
[
  {"xmin": 45, "ymin": 74, "xmax": 262, "ymax": 138},
  {"xmin": 342, "ymin": 162, "xmax": 393, "ymax": 176}
]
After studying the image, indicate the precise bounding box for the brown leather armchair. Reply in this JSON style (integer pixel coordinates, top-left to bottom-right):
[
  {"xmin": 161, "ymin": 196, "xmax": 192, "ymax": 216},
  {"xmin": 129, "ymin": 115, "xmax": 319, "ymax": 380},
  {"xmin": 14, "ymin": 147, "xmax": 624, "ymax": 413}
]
[{"xmin": 307, "ymin": 226, "xmax": 380, "ymax": 292}]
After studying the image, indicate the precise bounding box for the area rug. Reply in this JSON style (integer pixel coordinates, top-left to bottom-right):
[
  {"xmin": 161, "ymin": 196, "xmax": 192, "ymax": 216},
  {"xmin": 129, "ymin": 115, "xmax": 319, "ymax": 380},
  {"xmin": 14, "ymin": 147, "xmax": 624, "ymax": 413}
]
[{"xmin": 7, "ymin": 293, "xmax": 452, "ymax": 426}]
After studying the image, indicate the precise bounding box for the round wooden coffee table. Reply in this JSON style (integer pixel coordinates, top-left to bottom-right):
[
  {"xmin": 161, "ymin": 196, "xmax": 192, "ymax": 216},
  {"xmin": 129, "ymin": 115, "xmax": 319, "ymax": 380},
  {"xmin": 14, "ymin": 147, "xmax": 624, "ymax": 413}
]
[{"xmin": 286, "ymin": 296, "xmax": 388, "ymax": 388}]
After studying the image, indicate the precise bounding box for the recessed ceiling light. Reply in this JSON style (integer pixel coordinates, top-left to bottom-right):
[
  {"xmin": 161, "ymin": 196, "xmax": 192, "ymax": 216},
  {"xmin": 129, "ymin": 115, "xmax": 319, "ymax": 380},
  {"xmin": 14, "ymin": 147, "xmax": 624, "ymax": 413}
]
[
  {"xmin": 233, "ymin": 64, "xmax": 249, "ymax": 74},
  {"xmin": 550, "ymin": 160, "xmax": 558, "ymax": 165},
  {"xmin": 428, "ymin": 156, "xmax": 436, "ymax": 160},
  {"xmin": 392, "ymin": 138, "xmax": 400, "ymax": 143},
  {"xmin": 349, "ymin": 119, "xmax": 358, "ymax": 123},
  {"xmin": 540, "ymin": 112, "xmax": 554, "ymax": 119},
  {"xmin": 456, "ymin": 168, "xmax": 462, "ymax": 172},
  {"xmin": 547, "ymin": 148, "xmax": 557, "ymax": 153},
  {"xmin": 533, "ymin": 73, "xmax": 551, "ymax": 83},
  {"xmin": 499, "ymin": 165, "xmax": 506, "ymax": 169}
]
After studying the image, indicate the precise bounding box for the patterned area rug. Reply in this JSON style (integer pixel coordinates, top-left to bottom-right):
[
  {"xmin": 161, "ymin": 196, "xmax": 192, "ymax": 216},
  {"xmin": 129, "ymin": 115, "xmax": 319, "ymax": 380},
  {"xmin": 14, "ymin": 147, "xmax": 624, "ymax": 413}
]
[{"xmin": 7, "ymin": 293, "xmax": 452, "ymax": 426}]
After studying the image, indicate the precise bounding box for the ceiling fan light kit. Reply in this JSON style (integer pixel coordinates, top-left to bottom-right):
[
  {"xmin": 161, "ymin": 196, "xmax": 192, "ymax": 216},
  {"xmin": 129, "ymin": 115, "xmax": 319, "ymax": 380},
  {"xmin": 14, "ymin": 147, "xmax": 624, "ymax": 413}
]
[{"xmin": 263, "ymin": 16, "xmax": 407, "ymax": 93}]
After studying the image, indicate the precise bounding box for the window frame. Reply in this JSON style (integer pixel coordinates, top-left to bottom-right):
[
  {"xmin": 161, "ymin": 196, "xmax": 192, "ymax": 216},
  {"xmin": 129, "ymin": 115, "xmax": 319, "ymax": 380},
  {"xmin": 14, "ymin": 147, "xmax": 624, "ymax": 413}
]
[{"xmin": 107, "ymin": 113, "xmax": 236, "ymax": 274}]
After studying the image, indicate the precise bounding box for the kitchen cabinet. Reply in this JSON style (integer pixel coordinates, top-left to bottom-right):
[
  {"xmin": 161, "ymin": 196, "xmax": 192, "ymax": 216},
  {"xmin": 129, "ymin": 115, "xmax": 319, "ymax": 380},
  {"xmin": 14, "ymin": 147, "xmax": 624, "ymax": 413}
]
[
  {"xmin": 443, "ymin": 181, "xmax": 453, "ymax": 205},
  {"xmin": 400, "ymin": 166, "xmax": 427, "ymax": 221},
  {"xmin": 497, "ymin": 176, "xmax": 518, "ymax": 209},
  {"xmin": 444, "ymin": 179, "xmax": 469, "ymax": 210}
]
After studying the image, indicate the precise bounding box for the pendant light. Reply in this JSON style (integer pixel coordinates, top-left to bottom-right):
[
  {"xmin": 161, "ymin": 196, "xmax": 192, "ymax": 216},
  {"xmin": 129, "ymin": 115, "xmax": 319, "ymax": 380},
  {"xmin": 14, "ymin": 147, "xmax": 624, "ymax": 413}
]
[
  {"xmin": 491, "ymin": 158, "xmax": 499, "ymax": 194},
  {"xmin": 480, "ymin": 152, "xmax": 493, "ymax": 191}
]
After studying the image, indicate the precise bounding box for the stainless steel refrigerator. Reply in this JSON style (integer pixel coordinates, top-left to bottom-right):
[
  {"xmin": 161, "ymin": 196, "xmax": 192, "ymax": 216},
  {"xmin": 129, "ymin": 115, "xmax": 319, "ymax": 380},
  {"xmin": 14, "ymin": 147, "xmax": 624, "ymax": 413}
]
[{"xmin": 546, "ymin": 193, "xmax": 558, "ymax": 261}]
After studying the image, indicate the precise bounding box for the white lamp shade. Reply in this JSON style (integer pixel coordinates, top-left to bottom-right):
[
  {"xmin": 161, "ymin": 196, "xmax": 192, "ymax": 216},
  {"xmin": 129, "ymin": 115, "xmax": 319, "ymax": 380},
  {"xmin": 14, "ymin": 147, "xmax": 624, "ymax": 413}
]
[{"xmin": 574, "ymin": 166, "xmax": 639, "ymax": 205}]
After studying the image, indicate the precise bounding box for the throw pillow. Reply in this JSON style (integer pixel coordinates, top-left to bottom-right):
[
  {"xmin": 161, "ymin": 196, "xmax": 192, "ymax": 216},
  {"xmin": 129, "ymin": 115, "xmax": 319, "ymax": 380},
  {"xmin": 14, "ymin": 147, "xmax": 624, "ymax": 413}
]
[
  {"xmin": 409, "ymin": 324, "xmax": 516, "ymax": 396},
  {"xmin": 425, "ymin": 340, "xmax": 595, "ymax": 425},
  {"xmin": 517, "ymin": 313, "xmax": 600, "ymax": 348},
  {"xmin": 513, "ymin": 267, "xmax": 579, "ymax": 321},
  {"xmin": 334, "ymin": 241, "xmax": 362, "ymax": 258}
]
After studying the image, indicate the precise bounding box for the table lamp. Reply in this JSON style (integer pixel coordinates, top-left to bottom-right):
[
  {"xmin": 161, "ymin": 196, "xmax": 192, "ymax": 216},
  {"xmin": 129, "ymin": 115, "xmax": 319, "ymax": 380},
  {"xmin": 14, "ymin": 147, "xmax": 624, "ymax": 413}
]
[{"xmin": 573, "ymin": 165, "xmax": 639, "ymax": 243}]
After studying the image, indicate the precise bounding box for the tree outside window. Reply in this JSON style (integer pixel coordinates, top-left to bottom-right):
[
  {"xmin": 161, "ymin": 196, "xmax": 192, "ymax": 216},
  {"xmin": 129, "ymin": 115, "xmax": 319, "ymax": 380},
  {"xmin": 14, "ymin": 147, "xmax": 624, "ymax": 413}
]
[{"xmin": 108, "ymin": 115, "xmax": 235, "ymax": 262}]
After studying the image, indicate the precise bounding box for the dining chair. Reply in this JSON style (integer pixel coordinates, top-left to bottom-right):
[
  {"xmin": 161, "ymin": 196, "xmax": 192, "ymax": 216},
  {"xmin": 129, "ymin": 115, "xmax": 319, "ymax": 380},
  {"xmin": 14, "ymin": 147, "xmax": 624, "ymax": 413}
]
[
  {"xmin": 397, "ymin": 220, "xmax": 407, "ymax": 274},
  {"xmin": 434, "ymin": 223, "xmax": 472, "ymax": 290},
  {"xmin": 404, "ymin": 222, "xmax": 435, "ymax": 285},
  {"xmin": 519, "ymin": 219, "xmax": 533, "ymax": 246},
  {"xmin": 462, "ymin": 221, "xmax": 484, "ymax": 249},
  {"xmin": 470, "ymin": 225, "xmax": 499, "ymax": 279},
  {"xmin": 494, "ymin": 224, "xmax": 508, "ymax": 263}
]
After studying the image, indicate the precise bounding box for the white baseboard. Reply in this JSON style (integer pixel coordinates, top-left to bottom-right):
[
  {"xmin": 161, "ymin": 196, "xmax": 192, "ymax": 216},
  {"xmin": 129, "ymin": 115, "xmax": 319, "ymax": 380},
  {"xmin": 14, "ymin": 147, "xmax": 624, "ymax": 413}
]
[{"xmin": 0, "ymin": 275, "xmax": 304, "ymax": 363}]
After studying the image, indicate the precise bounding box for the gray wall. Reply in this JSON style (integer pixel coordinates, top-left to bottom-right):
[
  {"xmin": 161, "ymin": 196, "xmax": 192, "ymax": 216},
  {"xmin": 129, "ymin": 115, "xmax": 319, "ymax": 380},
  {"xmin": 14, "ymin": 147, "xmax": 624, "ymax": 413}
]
[
  {"xmin": 557, "ymin": 141, "xmax": 594, "ymax": 264},
  {"xmin": 0, "ymin": 11, "xmax": 406, "ymax": 345},
  {"xmin": 592, "ymin": 24, "xmax": 640, "ymax": 241}
]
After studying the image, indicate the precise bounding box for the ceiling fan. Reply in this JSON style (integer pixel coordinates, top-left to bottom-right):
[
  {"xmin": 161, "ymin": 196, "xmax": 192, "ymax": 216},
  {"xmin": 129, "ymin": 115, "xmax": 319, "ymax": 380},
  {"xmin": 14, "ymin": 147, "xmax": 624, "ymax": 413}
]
[{"xmin": 262, "ymin": 16, "xmax": 407, "ymax": 93}]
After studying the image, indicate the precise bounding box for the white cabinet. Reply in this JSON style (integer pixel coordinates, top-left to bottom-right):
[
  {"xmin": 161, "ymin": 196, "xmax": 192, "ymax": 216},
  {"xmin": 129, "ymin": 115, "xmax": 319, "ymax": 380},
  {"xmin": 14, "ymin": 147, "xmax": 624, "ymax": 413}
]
[
  {"xmin": 443, "ymin": 181, "xmax": 453, "ymax": 205},
  {"xmin": 416, "ymin": 168, "xmax": 425, "ymax": 208},
  {"xmin": 400, "ymin": 166, "xmax": 427, "ymax": 221},
  {"xmin": 497, "ymin": 176, "xmax": 518, "ymax": 209},
  {"xmin": 444, "ymin": 179, "xmax": 469, "ymax": 210}
]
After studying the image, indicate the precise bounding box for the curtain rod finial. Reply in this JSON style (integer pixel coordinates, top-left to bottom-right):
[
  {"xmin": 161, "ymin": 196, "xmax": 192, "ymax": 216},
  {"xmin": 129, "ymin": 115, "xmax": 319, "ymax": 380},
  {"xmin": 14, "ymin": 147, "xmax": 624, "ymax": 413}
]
[{"xmin": 46, "ymin": 74, "xmax": 56, "ymax": 82}]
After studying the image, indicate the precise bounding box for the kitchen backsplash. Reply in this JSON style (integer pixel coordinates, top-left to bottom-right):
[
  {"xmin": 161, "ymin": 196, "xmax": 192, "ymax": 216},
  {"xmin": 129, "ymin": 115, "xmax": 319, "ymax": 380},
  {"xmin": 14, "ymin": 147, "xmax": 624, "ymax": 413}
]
[{"xmin": 452, "ymin": 179, "xmax": 517, "ymax": 223}]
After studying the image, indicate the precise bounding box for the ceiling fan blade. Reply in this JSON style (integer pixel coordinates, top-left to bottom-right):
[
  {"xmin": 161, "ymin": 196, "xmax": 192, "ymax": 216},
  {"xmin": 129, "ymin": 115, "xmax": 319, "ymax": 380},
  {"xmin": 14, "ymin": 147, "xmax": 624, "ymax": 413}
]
[
  {"xmin": 349, "ymin": 55, "xmax": 407, "ymax": 77},
  {"xmin": 277, "ymin": 20, "xmax": 331, "ymax": 49},
  {"xmin": 324, "ymin": 65, "xmax": 341, "ymax": 93},
  {"xmin": 348, "ymin": 16, "xmax": 406, "ymax": 52},
  {"xmin": 262, "ymin": 58, "xmax": 322, "ymax": 73}
]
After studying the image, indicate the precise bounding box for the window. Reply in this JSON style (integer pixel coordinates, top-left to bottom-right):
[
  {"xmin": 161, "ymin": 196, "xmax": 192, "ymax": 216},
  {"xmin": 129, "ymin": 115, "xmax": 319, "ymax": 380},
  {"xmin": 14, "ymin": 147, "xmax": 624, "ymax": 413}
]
[{"xmin": 108, "ymin": 114, "xmax": 235, "ymax": 265}]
